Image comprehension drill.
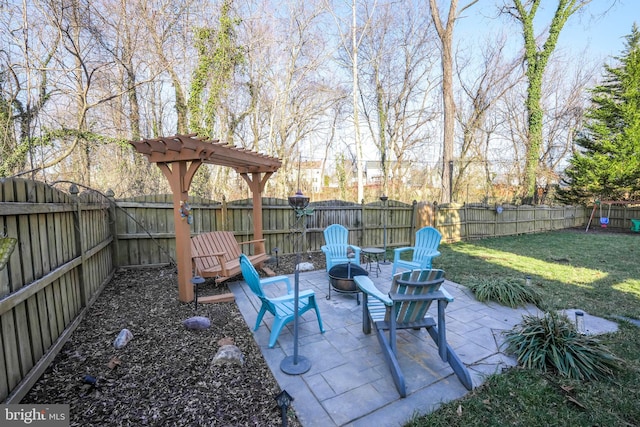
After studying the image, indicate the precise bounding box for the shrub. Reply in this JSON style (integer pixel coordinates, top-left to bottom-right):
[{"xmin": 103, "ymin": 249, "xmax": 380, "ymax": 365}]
[
  {"xmin": 504, "ymin": 311, "xmax": 621, "ymax": 381},
  {"xmin": 468, "ymin": 276, "xmax": 541, "ymax": 308}
]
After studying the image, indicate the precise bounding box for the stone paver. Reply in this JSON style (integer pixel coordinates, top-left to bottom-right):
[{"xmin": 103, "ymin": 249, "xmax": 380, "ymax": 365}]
[{"xmin": 229, "ymin": 262, "xmax": 619, "ymax": 427}]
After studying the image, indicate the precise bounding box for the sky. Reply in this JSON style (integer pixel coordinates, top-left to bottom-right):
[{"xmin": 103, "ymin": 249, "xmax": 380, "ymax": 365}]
[
  {"xmin": 553, "ymin": 1, "xmax": 638, "ymax": 58},
  {"xmin": 457, "ymin": 1, "xmax": 638, "ymax": 62},
  {"xmin": 536, "ymin": 0, "xmax": 640, "ymax": 57}
]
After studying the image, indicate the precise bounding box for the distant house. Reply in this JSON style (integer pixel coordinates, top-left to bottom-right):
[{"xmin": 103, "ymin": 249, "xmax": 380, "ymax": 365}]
[
  {"xmin": 300, "ymin": 161, "xmax": 323, "ymax": 193},
  {"xmin": 364, "ymin": 161, "xmax": 408, "ymax": 185}
]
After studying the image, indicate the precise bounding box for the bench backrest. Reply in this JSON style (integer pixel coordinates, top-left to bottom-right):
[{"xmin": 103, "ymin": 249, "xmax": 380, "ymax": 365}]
[{"xmin": 191, "ymin": 231, "xmax": 241, "ymax": 264}]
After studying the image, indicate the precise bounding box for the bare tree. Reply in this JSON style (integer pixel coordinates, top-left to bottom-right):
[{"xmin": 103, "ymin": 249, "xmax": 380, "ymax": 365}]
[
  {"xmin": 0, "ymin": 1, "xmax": 59, "ymax": 178},
  {"xmin": 139, "ymin": 0, "xmax": 196, "ymax": 135},
  {"xmin": 429, "ymin": 0, "xmax": 479, "ymax": 203},
  {"xmin": 454, "ymin": 33, "xmax": 522, "ymax": 201},
  {"xmin": 231, "ymin": 0, "xmax": 345, "ymax": 197},
  {"xmin": 358, "ymin": 1, "xmax": 440, "ymax": 200},
  {"xmin": 326, "ymin": 0, "xmax": 380, "ymax": 203},
  {"xmin": 502, "ymin": 0, "xmax": 593, "ymax": 202},
  {"xmin": 536, "ymin": 50, "xmax": 598, "ymax": 200}
]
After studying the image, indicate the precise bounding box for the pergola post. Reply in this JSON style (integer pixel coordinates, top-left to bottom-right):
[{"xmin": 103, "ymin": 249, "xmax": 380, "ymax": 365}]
[
  {"xmin": 158, "ymin": 160, "xmax": 202, "ymax": 302},
  {"xmin": 241, "ymin": 171, "xmax": 273, "ymax": 256}
]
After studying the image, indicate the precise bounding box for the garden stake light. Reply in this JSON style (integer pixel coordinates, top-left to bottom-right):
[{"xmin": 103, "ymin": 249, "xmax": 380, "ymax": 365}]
[
  {"xmin": 191, "ymin": 276, "xmax": 205, "ymax": 311},
  {"xmin": 275, "ymin": 390, "xmax": 293, "ymax": 427},
  {"xmin": 575, "ymin": 311, "xmax": 586, "ymax": 334}
]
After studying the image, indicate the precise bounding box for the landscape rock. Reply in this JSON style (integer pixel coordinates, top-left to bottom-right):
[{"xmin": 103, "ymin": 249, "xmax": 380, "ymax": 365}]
[
  {"xmin": 183, "ymin": 316, "xmax": 211, "ymax": 330},
  {"xmin": 296, "ymin": 262, "xmax": 314, "ymax": 271},
  {"xmin": 212, "ymin": 338, "xmax": 244, "ymax": 366}
]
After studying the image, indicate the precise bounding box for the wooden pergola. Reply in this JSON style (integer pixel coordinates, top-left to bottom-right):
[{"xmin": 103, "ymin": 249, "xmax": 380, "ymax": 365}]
[{"xmin": 129, "ymin": 134, "xmax": 281, "ymax": 302}]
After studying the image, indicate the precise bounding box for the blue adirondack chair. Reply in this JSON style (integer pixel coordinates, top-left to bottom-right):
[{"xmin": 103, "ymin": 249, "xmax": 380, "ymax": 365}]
[
  {"xmin": 239, "ymin": 254, "xmax": 325, "ymax": 348},
  {"xmin": 392, "ymin": 226, "xmax": 441, "ymax": 275},
  {"xmin": 321, "ymin": 224, "xmax": 362, "ymax": 271},
  {"xmin": 355, "ymin": 269, "xmax": 473, "ymax": 397}
]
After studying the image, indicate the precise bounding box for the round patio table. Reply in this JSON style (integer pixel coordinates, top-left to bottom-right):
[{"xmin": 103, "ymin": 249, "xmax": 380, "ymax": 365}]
[{"xmin": 361, "ymin": 247, "xmax": 385, "ymax": 277}]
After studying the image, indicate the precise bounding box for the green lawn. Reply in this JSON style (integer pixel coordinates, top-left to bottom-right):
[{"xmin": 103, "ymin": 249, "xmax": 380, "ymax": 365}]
[{"xmin": 404, "ymin": 229, "xmax": 640, "ymax": 427}]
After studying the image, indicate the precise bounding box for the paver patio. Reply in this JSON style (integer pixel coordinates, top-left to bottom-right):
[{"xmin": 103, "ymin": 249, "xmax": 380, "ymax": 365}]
[{"xmin": 229, "ymin": 262, "xmax": 540, "ymax": 427}]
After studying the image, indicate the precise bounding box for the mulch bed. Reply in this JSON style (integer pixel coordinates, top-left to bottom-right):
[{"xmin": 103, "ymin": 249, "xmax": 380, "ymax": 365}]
[{"xmin": 21, "ymin": 252, "xmax": 326, "ymax": 426}]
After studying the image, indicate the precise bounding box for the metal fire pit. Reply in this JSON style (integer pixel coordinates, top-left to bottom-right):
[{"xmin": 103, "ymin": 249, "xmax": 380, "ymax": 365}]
[{"xmin": 327, "ymin": 263, "xmax": 368, "ymax": 305}]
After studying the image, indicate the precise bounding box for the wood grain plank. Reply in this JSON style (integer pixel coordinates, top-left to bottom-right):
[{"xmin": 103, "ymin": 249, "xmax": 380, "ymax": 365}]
[
  {"xmin": 3, "ymin": 180, "xmax": 23, "ymax": 295},
  {"xmin": 44, "ymin": 284, "xmax": 59, "ymax": 339},
  {"xmin": 59, "ymin": 273, "xmax": 71, "ymax": 325},
  {"xmin": 53, "ymin": 209, "xmax": 64, "ymax": 269},
  {"xmin": 1, "ymin": 312, "xmax": 21, "ymax": 391},
  {"xmin": 197, "ymin": 293, "xmax": 235, "ymax": 303},
  {"xmin": 51, "ymin": 281, "xmax": 64, "ymax": 340},
  {"xmin": 0, "ymin": 215, "xmax": 10, "ymax": 298},
  {"xmin": 68, "ymin": 268, "xmax": 81, "ymax": 317},
  {"xmin": 35, "ymin": 288, "xmax": 52, "ymax": 351},
  {"xmin": 16, "ymin": 181, "xmax": 32, "ymax": 291},
  {"xmin": 0, "ymin": 318, "xmax": 8, "ymax": 401},
  {"xmin": 14, "ymin": 302, "xmax": 33, "ymax": 376},
  {"xmin": 25, "ymin": 295, "xmax": 43, "ymax": 366}
]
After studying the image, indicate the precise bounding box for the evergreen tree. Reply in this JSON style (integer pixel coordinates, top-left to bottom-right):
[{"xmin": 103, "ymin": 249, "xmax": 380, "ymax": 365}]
[{"xmin": 558, "ymin": 24, "xmax": 640, "ymax": 203}]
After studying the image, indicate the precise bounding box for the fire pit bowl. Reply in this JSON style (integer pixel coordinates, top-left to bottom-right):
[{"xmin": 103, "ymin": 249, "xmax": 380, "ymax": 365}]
[
  {"xmin": 328, "ymin": 264, "xmax": 368, "ymax": 291},
  {"xmin": 327, "ymin": 263, "xmax": 368, "ymax": 304}
]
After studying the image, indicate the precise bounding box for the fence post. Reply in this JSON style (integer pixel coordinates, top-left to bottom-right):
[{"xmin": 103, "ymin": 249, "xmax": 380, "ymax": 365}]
[
  {"xmin": 411, "ymin": 200, "xmax": 418, "ymax": 246},
  {"xmin": 106, "ymin": 189, "xmax": 120, "ymax": 268},
  {"xmin": 358, "ymin": 199, "xmax": 369, "ymax": 247},
  {"xmin": 463, "ymin": 203, "xmax": 468, "ymax": 241},
  {"xmin": 221, "ymin": 195, "xmax": 228, "ymax": 231},
  {"xmin": 70, "ymin": 185, "xmax": 88, "ymax": 308},
  {"xmin": 431, "ymin": 201, "xmax": 437, "ymax": 231}
]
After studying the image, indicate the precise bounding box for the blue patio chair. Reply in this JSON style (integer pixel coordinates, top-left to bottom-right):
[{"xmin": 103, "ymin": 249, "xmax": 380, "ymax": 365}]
[
  {"xmin": 392, "ymin": 226, "xmax": 441, "ymax": 275},
  {"xmin": 321, "ymin": 224, "xmax": 362, "ymax": 271},
  {"xmin": 355, "ymin": 269, "xmax": 473, "ymax": 397},
  {"xmin": 239, "ymin": 254, "xmax": 325, "ymax": 348}
]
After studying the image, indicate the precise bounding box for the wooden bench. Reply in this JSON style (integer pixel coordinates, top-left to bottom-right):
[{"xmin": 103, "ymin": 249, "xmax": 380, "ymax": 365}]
[{"xmin": 191, "ymin": 231, "xmax": 270, "ymax": 285}]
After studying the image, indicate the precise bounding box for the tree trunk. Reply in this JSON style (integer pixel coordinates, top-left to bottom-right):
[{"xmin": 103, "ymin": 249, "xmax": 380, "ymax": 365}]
[{"xmin": 353, "ymin": 0, "xmax": 365, "ymax": 203}]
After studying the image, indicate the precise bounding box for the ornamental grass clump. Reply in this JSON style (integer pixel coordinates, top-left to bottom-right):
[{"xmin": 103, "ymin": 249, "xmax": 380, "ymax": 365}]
[
  {"xmin": 467, "ymin": 276, "xmax": 541, "ymax": 308},
  {"xmin": 504, "ymin": 312, "xmax": 621, "ymax": 381}
]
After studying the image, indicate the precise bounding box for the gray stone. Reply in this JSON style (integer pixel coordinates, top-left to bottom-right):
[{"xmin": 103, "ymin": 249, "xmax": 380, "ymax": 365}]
[
  {"xmin": 297, "ymin": 262, "xmax": 315, "ymax": 271},
  {"xmin": 183, "ymin": 316, "xmax": 211, "ymax": 330},
  {"xmin": 212, "ymin": 345, "xmax": 245, "ymax": 366}
]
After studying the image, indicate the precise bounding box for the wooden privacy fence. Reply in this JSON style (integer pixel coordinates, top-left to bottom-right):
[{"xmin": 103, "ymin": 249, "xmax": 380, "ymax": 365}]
[
  {"xmin": 431, "ymin": 203, "xmax": 589, "ymax": 241},
  {"xmin": 112, "ymin": 196, "xmax": 417, "ymax": 266},
  {"xmin": 0, "ymin": 179, "xmax": 612, "ymax": 404},
  {"xmin": 0, "ymin": 178, "xmax": 114, "ymax": 403},
  {"xmin": 113, "ymin": 196, "xmax": 592, "ymax": 267}
]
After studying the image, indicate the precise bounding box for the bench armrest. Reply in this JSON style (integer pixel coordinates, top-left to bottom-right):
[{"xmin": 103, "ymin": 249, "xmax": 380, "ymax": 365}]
[{"xmin": 192, "ymin": 252, "xmax": 225, "ymax": 258}]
